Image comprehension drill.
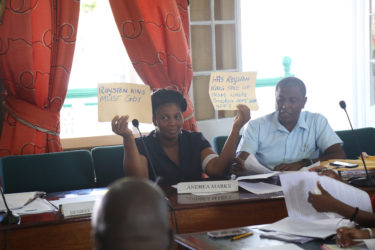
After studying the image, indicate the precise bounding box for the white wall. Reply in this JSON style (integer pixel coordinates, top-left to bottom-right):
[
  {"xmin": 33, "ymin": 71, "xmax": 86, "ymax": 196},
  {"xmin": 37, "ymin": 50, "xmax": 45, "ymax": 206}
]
[
  {"xmin": 240, "ymin": 0, "xmax": 354, "ymax": 130},
  {"xmin": 199, "ymin": 0, "xmax": 357, "ymax": 143}
]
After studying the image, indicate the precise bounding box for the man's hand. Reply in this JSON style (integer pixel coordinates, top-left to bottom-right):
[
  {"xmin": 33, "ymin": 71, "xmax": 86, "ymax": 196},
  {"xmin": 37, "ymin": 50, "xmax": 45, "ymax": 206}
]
[
  {"xmin": 336, "ymin": 227, "xmax": 370, "ymax": 248},
  {"xmin": 309, "ymin": 166, "xmax": 342, "ymax": 181},
  {"xmin": 307, "ymin": 181, "xmax": 339, "ymax": 213},
  {"xmin": 274, "ymin": 162, "xmax": 304, "ymax": 171},
  {"xmin": 232, "ymin": 104, "xmax": 250, "ymax": 131},
  {"xmin": 111, "ymin": 115, "xmax": 133, "ymax": 139}
]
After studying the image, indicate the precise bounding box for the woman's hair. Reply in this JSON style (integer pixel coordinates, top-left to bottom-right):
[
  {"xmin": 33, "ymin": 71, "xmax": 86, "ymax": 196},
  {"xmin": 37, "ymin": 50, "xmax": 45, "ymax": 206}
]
[{"xmin": 151, "ymin": 89, "xmax": 187, "ymax": 114}]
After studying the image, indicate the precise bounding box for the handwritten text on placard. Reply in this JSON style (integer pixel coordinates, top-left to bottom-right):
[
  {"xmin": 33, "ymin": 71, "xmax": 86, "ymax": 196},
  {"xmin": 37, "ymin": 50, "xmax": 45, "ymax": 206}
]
[
  {"xmin": 209, "ymin": 72, "xmax": 259, "ymax": 110},
  {"xmin": 97, "ymin": 83, "xmax": 152, "ymax": 123}
]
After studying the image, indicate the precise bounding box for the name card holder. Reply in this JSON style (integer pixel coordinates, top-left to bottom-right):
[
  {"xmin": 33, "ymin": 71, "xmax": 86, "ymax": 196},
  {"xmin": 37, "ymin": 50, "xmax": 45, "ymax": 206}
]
[
  {"xmin": 59, "ymin": 200, "xmax": 95, "ymax": 218},
  {"xmin": 176, "ymin": 180, "xmax": 238, "ymax": 194}
]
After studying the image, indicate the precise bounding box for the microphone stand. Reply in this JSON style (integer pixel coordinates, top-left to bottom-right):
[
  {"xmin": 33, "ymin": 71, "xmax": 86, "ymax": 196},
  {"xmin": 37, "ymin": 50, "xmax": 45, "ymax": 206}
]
[
  {"xmin": 131, "ymin": 119, "xmax": 178, "ymax": 232},
  {"xmin": 131, "ymin": 119, "xmax": 161, "ymax": 185},
  {"xmin": 0, "ymin": 186, "xmax": 20, "ymax": 224},
  {"xmin": 340, "ymin": 101, "xmax": 375, "ymax": 187}
]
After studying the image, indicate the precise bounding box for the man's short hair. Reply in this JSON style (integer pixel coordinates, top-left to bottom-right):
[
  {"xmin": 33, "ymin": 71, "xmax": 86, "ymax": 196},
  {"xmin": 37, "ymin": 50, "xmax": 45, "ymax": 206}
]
[
  {"xmin": 276, "ymin": 76, "xmax": 306, "ymax": 97},
  {"xmin": 151, "ymin": 89, "xmax": 187, "ymax": 115},
  {"xmin": 92, "ymin": 177, "xmax": 172, "ymax": 250}
]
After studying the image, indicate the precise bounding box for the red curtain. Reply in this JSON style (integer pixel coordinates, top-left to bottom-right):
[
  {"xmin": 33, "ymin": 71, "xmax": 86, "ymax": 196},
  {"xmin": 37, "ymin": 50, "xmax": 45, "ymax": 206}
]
[
  {"xmin": 109, "ymin": 0, "xmax": 197, "ymax": 131},
  {"xmin": 0, "ymin": 0, "xmax": 79, "ymax": 156}
]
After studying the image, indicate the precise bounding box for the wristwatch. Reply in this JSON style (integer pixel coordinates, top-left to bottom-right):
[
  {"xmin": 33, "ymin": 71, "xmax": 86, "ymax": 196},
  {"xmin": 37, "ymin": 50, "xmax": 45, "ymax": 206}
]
[{"xmin": 302, "ymin": 158, "xmax": 313, "ymax": 167}]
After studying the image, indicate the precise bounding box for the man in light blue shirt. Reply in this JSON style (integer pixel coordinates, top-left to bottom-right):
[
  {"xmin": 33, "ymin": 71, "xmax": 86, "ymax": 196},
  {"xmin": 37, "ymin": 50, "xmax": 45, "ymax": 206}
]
[{"xmin": 233, "ymin": 77, "xmax": 346, "ymax": 172}]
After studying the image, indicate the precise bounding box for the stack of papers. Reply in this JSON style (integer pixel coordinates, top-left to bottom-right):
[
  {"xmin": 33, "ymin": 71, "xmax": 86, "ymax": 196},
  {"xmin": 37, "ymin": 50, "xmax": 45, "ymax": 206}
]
[
  {"xmin": 0, "ymin": 191, "xmax": 56, "ymax": 215},
  {"xmin": 259, "ymin": 230, "xmax": 313, "ymax": 244},
  {"xmin": 234, "ymin": 155, "xmax": 321, "ymax": 195},
  {"xmin": 0, "ymin": 191, "xmax": 45, "ymax": 211},
  {"xmin": 259, "ymin": 172, "xmax": 372, "ymax": 240},
  {"xmin": 12, "ymin": 198, "xmax": 56, "ymax": 215}
]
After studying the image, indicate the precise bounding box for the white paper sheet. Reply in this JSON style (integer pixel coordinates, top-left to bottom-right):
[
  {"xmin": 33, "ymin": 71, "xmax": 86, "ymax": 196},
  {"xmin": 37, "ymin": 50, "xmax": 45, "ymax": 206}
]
[
  {"xmin": 261, "ymin": 217, "xmax": 343, "ymax": 239},
  {"xmin": 260, "ymin": 231, "xmax": 313, "ymax": 244},
  {"xmin": 238, "ymin": 181, "xmax": 282, "ymax": 194},
  {"xmin": 240, "ymin": 155, "xmax": 320, "ymax": 176},
  {"xmin": 364, "ymin": 239, "xmax": 375, "ymax": 250},
  {"xmin": 0, "ymin": 191, "xmax": 45, "ymax": 211},
  {"xmin": 13, "ymin": 198, "xmax": 56, "ymax": 215},
  {"xmin": 321, "ymin": 243, "xmax": 366, "ymax": 250},
  {"xmin": 260, "ymin": 231, "xmax": 314, "ymax": 244},
  {"xmin": 242, "ymin": 243, "xmax": 304, "ymax": 250},
  {"xmin": 279, "ymin": 172, "xmax": 372, "ymax": 220},
  {"xmin": 50, "ymin": 193, "xmax": 103, "ymax": 207},
  {"xmin": 236, "ymin": 172, "xmax": 280, "ymax": 181},
  {"xmin": 243, "ymin": 154, "xmax": 273, "ymax": 174}
]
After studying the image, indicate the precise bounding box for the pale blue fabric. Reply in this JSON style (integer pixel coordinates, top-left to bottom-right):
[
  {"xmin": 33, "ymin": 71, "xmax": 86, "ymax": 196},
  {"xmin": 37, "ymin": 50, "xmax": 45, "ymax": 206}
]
[{"xmin": 237, "ymin": 111, "xmax": 342, "ymax": 170}]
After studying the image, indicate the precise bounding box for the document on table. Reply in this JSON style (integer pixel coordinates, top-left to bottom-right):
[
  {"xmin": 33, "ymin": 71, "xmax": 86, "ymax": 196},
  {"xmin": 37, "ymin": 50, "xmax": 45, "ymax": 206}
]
[
  {"xmin": 50, "ymin": 193, "xmax": 104, "ymax": 208},
  {"xmin": 242, "ymin": 243, "xmax": 304, "ymax": 250},
  {"xmin": 260, "ymin": 217, "xmax": 347, "ymax": 239},
  {"xmin": 238, "ymin": 156, "xmax": 319, "ymax": 178},
  {"xmin": 13, "ymin": 198, "xmax": 57, "ymax": 215},
  {"xmin": 0, "ymin": 191, "xmax": 46, "ymax": 211},
  {"xmin": 243, "ymin": 154, "xmax": 272, "ymax": 174},
  {"xmin": 280, "ymin": 172, "xmax": 372, "ymax": 220},
  {"xmin": 238, "ymin": 181, "xmax": 282, "ymax": 194},
  {"xmin": 260, "ymin": 231, "xmax": 313, "ymax": 244},
  {"xmin": 260, "ymin": 171, "xmax": 371, "ymax": 240},
  {"xmin": 236, "ymin": 172, "xmax": 280, "ymax": 181},
  {"xmin": 364, "ymin": 239, "xmax": 375, "ymax": 250}
]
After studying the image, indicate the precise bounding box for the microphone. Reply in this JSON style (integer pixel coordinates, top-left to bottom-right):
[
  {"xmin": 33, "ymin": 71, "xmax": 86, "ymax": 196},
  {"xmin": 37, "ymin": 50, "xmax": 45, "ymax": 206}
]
[
  {"xmin": 132, "ymin": 119, "xmax": 162, "ymax": 185},
  {"xmin": 131, "ymin": 119, "xmax": 177, "ymax": 231},
  {"xmin": 0, "ymin": 186, "xmax": 20, "ymax": 224},
  {"xmin": 339, "ymin": 100, "xmax": 375, "ymax": 186}
]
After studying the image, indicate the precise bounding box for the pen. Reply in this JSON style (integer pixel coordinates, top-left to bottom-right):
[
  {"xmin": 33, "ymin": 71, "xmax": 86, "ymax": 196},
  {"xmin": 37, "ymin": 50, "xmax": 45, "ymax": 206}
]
[
  {"xmin": 315, "ymin": 168, "xmax": 331, "ymax": 173},
  {"xmin": 231, "ymin": 232, "xmax": 253, "ymax": 241}
]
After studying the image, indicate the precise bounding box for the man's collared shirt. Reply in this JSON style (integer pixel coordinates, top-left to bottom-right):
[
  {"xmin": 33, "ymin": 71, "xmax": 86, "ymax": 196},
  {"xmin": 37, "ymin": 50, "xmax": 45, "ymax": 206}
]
[{"xmin": 237, "ymin": 111, "xmax": 342, "ymax": 169}]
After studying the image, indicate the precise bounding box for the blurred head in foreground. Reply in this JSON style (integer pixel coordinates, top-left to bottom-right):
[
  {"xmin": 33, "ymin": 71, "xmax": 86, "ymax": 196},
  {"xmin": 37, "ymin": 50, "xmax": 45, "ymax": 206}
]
[{"xmin": 92, "ymin": 177, "xmax": 172, "ymax": 250}]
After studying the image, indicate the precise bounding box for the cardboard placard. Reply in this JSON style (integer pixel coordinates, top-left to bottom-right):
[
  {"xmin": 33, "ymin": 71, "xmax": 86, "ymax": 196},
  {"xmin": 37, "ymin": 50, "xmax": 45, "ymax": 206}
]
[
  {"xmin": 209, "ymin": 72, "xmax": 259, "ymax": 110},
  {"xmin": 97, "ymin": 83, "xmax": 152, "ymax": 123}
]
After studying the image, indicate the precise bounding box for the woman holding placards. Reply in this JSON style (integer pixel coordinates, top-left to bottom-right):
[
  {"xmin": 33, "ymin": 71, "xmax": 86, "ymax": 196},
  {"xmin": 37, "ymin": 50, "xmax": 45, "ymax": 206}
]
[{"xmin": 112, "ymin": 89, "xmax": 250, "ymax": 185}]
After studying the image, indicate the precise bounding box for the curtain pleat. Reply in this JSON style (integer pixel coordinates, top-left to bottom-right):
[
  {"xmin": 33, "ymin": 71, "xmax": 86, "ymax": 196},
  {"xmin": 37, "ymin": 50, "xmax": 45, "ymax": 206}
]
[
  {"xmin": 109, "ymin": 0, "xmax": 197, "ymax": 131},
  {"xmin": 0, "ymin": 0, "xmax": 80, "ymax": 156}
]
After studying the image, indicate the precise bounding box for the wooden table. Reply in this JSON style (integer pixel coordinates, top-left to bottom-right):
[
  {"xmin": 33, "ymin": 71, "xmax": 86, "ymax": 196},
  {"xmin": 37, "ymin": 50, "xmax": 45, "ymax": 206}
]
[
  {"xmin": 164, "ymin": 186, "xmax": 287, "ymax": 234},
  {"xmin": 175, "ymin": 226, "xmax": 334, "ymax": 250},
  {"xmin": 1, "ymin": 185, "xmax": 374, "ymax": 249},
  {"xmin": 0, "ymin": 186, "xmax": 286, "ymax": 249}
]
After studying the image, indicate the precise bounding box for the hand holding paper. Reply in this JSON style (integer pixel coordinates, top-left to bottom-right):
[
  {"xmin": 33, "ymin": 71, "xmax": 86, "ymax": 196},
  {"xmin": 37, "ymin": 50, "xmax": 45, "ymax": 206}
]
[{"xmin": 112, "ymin": 115, "xmax": 133, "ymax": 139}]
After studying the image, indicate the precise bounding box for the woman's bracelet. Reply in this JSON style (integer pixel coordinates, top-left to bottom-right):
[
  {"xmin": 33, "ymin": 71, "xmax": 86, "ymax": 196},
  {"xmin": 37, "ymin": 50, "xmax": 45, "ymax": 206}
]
[
  {"xmin": 364, "ymin": 228, "xmax": 373, "ymax": 239},
  {"xmin": 350, "ymin": 207, "xmax": 359, "ymax": 222}
]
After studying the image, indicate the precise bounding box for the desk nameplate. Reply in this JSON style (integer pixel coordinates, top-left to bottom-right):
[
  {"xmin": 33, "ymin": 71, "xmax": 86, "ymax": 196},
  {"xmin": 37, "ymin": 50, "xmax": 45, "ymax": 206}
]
[
  {"xmin": 176, "ymin": 180, "xmax": 238, "ymax": 194},
  {"xmin": 60, "ymin": 201, "xmax": 95, "ymax": 218}
]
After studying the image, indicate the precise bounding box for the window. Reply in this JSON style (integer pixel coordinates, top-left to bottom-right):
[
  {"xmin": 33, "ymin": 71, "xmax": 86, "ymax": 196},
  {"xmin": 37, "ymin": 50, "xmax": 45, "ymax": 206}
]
[
  {"xmin": 190, "ymin": 0, "xmax": 240, "ymax": 121},
  {"xmin": 61, "ymin": 0, "xmax": 142, "ymax": 140}
]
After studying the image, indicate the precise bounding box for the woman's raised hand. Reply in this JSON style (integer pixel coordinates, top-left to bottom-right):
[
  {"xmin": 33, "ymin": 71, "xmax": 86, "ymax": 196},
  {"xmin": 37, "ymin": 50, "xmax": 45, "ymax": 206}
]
[
  {"xmin": 233, "ymin": 104, "xmax": 251, "ymax": 131},
  {"xmin": 112, "ymin": 115, "xmax": 133, "ymax": 139}
]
